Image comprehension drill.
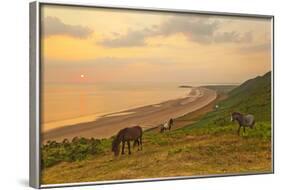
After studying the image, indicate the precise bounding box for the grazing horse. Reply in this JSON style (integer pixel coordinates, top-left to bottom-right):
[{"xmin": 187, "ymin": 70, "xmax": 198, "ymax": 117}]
[
  {"xmin": 160, "ymin": 118, "xmax": 174, "ymax": 133},
  {"xmin": 231, "ymin": 112, "xmax": 255, "ymax": 136},
  {"xmin": 112, "ymin": 126, "xmax": 143, "ymax": 156}
]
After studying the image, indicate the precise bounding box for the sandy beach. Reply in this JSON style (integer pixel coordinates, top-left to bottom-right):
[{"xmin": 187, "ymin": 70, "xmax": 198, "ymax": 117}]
[{"xmin": 42, "ymin": 87, "xmax": 217, "ymax": 142}]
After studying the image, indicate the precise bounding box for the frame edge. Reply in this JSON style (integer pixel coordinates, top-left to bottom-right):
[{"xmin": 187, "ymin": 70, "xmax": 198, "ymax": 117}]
[{"xmin": 30, "ymin": 1, "xmax": 40, "ymax": 188}]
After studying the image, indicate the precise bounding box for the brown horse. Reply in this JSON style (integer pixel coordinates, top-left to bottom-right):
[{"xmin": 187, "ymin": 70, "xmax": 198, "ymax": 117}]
[{"xmin": 112, "ymin": 126, "xmax": 143, "ymax": 156}]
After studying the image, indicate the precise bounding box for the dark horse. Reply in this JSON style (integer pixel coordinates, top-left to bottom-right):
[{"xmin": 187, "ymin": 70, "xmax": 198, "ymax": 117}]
[
  {"xmin": 231, "ymin": 112, "xmax": 255, "ymax": 136},
  {"xmin": 112, "ymin": 126, "xmax": 143, "ymax": 156}
]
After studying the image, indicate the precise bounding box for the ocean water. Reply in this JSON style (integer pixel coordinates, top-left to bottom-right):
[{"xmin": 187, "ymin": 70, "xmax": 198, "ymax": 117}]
[{"xmin": 42, "ymin": 82, "xmax": 191, "ymax": 132}]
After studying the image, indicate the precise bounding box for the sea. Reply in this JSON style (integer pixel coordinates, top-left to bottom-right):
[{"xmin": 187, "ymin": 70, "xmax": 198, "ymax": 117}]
[{"xmin": 41, "ymin": 82, "xmax": 192, "ymax": 132}]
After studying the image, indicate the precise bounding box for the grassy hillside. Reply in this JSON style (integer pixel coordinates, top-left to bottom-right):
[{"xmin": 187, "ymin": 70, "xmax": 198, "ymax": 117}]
[
  {"xmin": 41, "ymin": 72, "xmax": 272, "ymax": 184},
  {"xmin": 223, "ymin": 72, "xmax": 271, "ymax": 121},
  {"xmin": 186, "ymin": 71, "xmax": 272, "ymax": 136}
]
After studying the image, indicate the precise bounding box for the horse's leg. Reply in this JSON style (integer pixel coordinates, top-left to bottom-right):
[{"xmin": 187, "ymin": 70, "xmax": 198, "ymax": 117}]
[
  {"xmin": 134, "ymin": 140, "xmax": 140, "ymax": 150},
  {"xmin": 121, "ymin": 141, "xmax": 125, "ymax": 155},
  {"xmin": 237, "ymin": 126, "xmax": 241, "ymax": 136},
  {"xmin": 137, "ymin": 139, "xmax": 140, "ymax": 150},
  {"xmin": 140, "ymin": 136, "xmax": 143, "ymax": 150},
  {"xmin": 127, "ymin": 141, "xmax": 131, "ymax": 155},
  {"xmin": 251, "ymin": 121, "xmax": 255, "ymax": 129}
]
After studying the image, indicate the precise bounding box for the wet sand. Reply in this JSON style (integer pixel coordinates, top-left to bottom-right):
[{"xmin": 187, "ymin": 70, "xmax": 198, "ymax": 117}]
[{"xmin": 42, "ymin": 87, "xmax": 217, "ymax": 142}]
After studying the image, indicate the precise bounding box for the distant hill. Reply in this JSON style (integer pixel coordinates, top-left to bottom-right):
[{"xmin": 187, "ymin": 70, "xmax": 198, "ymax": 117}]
[
  {"xmin": 202, "ymin": 85, "xmax": 237, "ymax": 94},
  {"xmin": 220, "ymin": 71, "xmax": 272, "ymax": 121},
  {"xmin": 230, "ymin": 71, "xmax": 271, "ymax": 97}
]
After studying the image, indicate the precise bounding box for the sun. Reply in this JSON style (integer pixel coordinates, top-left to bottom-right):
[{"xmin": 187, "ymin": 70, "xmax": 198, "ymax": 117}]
[{"xmin": 80, "ymin": 74, "xmax": 85, "ymax": 78}]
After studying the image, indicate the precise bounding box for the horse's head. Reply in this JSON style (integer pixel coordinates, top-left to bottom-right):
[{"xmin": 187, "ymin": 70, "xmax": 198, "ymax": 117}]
[
  {"xmin": 111, "ymin": 138, "xmax": 120, "ymax": 156},
  {"xmin": 169, "ymin": 118, "xmax": 174, "ymax": 126},
  {"xmin": 231, "ymin": 112, "xmax": 241, "ymax": 122}
]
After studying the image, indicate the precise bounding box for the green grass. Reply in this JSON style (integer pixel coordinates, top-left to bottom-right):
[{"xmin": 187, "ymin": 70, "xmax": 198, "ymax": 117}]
[{"xmin": 41, "ymin": 71, "xmax": 272, "ymax": 184}]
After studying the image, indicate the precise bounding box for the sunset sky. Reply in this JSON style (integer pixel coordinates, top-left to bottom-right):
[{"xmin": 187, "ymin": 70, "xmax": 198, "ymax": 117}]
[{"xmin": 41, "ymin": 4, "xmax": 272, "ymax": 85}]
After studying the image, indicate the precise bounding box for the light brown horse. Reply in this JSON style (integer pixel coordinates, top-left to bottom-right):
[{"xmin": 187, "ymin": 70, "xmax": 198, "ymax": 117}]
[
  {"xmin": 160, "ymin": 118, "xmax": 174, "ymax": 133},
  {"xmin": 112, "ymin": 126, "xmax": 143, "ymax": 156}
]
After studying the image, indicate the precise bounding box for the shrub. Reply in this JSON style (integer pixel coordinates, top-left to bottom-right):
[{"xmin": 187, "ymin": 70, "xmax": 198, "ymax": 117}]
[{"xmin": 41, "ymin": 137, "xmax": 103, "ymax": 169}]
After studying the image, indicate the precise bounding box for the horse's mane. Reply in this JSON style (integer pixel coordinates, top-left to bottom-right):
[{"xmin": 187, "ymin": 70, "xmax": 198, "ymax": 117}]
[
  {"xmin": 112, "ymin": 128, "xmax": 127, "ymax": 151},
  {"xmin": 117, "ymin": 128, "xmax": 127, "ymax": 138},
  {"xmin": 232, "ymin": 112, "xmax": 242, "ymax": 116}
]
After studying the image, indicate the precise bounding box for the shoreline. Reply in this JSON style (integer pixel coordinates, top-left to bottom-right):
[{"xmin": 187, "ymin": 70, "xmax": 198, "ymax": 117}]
[{"xmin": 42, "ymin": 87, "xmax": 217, "ymax": 143}]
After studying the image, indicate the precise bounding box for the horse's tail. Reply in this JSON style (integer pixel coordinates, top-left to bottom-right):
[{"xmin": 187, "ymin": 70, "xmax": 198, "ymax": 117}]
[{"xmin": 251, "ymin": 120, "xmax": 256, "ymax": 128}]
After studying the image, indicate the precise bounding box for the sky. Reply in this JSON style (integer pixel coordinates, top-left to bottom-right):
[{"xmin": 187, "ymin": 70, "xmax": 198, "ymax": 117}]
[{"xmin": 41, "ymin": 4, "xmax": 272, "ymax": 85}]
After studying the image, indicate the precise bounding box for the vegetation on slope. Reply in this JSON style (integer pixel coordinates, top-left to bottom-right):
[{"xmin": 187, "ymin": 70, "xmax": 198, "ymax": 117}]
[
  {"xmin": 186, "ymin": 71, "xmax": 272, "ymax": 136},
  {"xmin": 41, "ymin": 137, "xmax": 106, "ymax": 168}
]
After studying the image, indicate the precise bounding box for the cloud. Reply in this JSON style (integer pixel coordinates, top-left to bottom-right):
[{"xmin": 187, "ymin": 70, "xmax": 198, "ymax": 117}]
[
  {"xmin": 158, "ymin": 17, "xmax": 219, "ymax": 44},
  {"xmin": 100, "ymin": 28, "xmax": 154, "ymax": 47},
  {"xmin": 214, "ymin": 31, "xmax": 253, "ymax": 43},
  {"xmin": 100, "ymin": 16, "xmax": 253, "ymax": 47},
  {"xmin": 42, "ymin": 16, "xmax": 92, "ymax": 38},
  {"xmin": 239, "ymin": 42, "xmax": 271, "ymax": 53}
]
